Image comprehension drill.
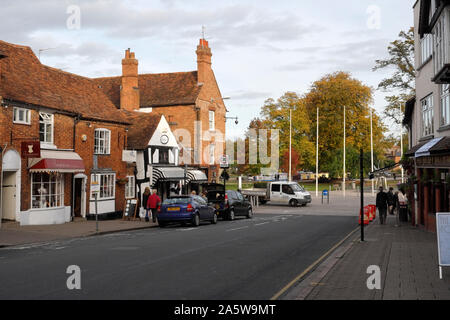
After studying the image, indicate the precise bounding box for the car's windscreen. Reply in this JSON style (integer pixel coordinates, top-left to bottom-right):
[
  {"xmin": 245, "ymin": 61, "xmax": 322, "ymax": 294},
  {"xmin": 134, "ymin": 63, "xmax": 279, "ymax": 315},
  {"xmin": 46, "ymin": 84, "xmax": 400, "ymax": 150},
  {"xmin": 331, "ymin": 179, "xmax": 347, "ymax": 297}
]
[
  {"xmin": 163, "ymin": 198, "xmax": 191, "ymax": 205},
  {"xmin": 291, "ymin": 184, "xmax": 305, "ymax": 192}
]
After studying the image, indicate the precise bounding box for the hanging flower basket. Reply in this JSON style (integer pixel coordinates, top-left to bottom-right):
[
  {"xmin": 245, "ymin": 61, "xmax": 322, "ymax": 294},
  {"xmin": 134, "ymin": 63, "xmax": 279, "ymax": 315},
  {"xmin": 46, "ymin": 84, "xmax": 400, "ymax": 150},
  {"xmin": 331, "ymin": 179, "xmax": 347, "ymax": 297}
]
[{"xmin": 116, "ymin": 178, "xmax": 128, "ymax": 185}]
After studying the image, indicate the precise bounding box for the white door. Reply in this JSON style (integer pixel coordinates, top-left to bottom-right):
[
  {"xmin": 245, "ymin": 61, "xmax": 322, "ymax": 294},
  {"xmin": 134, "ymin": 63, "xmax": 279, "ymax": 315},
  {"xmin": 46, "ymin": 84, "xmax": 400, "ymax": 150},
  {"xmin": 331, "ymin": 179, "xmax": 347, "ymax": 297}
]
[
  {"xmin": 270, "ymin": 183, "xmax": 282, "ymax": 204},
  {"xmin": 2, "ymin": 171, "xmax": 17, "ymax": 221}
]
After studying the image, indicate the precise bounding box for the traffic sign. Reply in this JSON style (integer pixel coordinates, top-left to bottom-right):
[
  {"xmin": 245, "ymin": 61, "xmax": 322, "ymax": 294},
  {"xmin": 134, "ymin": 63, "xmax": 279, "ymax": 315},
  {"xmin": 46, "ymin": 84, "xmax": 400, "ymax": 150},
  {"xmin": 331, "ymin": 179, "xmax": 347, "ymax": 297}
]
[{"xmin": 220, "ymin": 155, "xmax": 229, "ymax": 168}]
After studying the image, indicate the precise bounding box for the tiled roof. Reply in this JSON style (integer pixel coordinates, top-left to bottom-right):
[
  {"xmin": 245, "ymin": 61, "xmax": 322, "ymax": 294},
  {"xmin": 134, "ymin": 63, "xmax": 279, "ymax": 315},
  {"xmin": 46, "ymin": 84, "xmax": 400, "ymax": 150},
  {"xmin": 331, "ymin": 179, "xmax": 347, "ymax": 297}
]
[
  {"xmin": 0, "ymin": 40, "xmax": 129, "ymax": 124},
  {"xmin": 430, "ymin": 136, "xmax": 450, "ymax": 154},
  {"xmin": 93, "ymin": 71, "xmax": 202, "ymax": 108},
  {"xmin": 122, "ymin": 110, "xmax": 161, "ymax": 150}
]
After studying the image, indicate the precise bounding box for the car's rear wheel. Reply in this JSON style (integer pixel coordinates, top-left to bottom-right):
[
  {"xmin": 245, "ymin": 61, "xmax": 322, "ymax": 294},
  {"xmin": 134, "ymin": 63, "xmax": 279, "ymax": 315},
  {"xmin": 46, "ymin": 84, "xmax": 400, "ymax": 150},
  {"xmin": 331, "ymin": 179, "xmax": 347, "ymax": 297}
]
[
  {"xmin": 246, "ymin": 207, "xmax": 253, "ymax": 219},
  {"xmin": 228, "ymin": 208, "xmax": 235, "ymax": 221},
  {"xmin": 211, "ymin": 212, "xmax": 218, "ymax": 224},
  {"xmin": 192, "ymin": 213, "xmax": 200, "ymax": 227},
  {"xmin": 289, "ymin": 199, "xmax": 298, "ymax": 207}
]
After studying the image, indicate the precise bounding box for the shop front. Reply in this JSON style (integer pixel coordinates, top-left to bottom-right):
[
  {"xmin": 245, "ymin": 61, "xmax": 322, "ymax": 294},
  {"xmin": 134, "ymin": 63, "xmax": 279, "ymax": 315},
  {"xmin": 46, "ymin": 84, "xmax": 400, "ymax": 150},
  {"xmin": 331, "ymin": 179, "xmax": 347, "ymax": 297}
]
[{"xmin": 20, "ymin": 150, "xmax": 85, "ymax": 225}]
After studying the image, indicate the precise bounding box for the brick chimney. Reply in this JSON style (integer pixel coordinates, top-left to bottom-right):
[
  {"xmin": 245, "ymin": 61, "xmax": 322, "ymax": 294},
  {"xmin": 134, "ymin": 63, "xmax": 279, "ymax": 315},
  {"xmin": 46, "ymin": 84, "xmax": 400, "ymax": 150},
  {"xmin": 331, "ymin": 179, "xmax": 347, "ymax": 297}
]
[
  {"xmin": 196, "ymin": 39, "xmax": 212, "ymax": 85},
  {"xmin": 120, "ymin": 48, "xmax": 140, "ymax": 111}
]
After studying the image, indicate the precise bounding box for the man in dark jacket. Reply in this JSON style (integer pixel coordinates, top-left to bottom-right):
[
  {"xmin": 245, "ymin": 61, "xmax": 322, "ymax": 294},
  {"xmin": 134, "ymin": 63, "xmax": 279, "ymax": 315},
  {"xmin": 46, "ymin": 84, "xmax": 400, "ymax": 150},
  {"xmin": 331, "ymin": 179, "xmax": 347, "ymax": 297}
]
[
  {"xmin": 387, "ymin": 187, "xmax": 395, "ymax": 215},
  {"xmin": 376, "ymin": 186, "xmax": 389, "ymax": 225}
]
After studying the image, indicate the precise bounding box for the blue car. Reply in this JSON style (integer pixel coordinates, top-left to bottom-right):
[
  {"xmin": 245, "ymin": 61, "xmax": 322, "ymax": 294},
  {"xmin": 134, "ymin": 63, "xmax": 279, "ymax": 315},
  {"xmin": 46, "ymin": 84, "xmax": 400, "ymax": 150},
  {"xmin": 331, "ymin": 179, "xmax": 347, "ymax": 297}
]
[{"xmin": 156, "ymin": 195, "xmax": 218, "ymax": 227}]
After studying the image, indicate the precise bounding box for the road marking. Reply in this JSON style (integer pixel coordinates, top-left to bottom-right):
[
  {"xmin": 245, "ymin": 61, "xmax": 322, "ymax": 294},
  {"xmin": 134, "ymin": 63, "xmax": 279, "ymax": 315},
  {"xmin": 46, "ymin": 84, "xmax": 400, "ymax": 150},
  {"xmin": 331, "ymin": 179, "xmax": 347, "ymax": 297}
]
[
  {"xmin": 255, "ymin": 222, "xmax": 269, "ymax": 226},
  {"xmin": 226, "ymin": 226, "xmax": 249, "ymax": 232},
  {"xmin": 270, "ymin": 226, "xmax": 359, "ymax": 300}
]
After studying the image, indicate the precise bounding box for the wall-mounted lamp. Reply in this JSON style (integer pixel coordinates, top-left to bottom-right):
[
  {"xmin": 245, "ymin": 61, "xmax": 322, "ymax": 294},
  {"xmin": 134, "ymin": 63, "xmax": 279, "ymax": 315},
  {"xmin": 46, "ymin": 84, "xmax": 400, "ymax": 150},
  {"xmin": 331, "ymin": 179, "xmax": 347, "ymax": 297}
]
[
  {"xmin": 226, "ymin": 116, "xmax": 238, "ymax": 125},
  {"xmin": 87, "ymin": 122, "xmax": 92, "ymax": 128}
]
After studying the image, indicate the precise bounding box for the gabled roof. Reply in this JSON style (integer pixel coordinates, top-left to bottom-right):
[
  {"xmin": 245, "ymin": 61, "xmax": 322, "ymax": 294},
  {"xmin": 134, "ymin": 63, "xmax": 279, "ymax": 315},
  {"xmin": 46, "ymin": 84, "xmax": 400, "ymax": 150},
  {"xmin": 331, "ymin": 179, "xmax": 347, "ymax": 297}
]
[
  {"xmin": 93, "ymin": 71, "xmax": 202, "ymax": 109},
  {"xmin": 122, "ymin": 110, "xmax": 161, "ymax": 150},
  {"xmin": 0, "ymin": 40, "xmax": 129, "ymax": 124}
]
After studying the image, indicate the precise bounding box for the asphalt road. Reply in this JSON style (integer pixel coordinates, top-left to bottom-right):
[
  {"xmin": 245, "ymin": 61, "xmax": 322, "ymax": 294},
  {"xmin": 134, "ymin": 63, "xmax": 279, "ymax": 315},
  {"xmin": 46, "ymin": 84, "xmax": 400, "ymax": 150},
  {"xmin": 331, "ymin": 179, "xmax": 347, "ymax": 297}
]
[{"xmin": 0, "ymin": 209, "xmax": 357, "ymax": 300}]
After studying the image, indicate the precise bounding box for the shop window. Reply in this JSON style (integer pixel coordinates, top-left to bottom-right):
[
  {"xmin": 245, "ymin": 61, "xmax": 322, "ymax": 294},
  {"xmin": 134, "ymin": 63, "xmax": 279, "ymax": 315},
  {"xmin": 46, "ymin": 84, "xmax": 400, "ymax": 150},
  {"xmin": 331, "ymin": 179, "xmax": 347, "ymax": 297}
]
[
  {"xmin": 94, "ymin": 129, "xmax": 111, "ymax": 154},
  {"xmin": 125, "ymin": 176, "xmax": 135, "ymax": 199},
  {"xmin": 13, "ymin": 107, "xmax": 31, "ymax": 125},
  {"xmin": 91, "ymin": 173, "xmax": 115, "ymax": 200},
  {"xmin": 31, "ymin": 173, "xmax": 64, "ymax": 209}
]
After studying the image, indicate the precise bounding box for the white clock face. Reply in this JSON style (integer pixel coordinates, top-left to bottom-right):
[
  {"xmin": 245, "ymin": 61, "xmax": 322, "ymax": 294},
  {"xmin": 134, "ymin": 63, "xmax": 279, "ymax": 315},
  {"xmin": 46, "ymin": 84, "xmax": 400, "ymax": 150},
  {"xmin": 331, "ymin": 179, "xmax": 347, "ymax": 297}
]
[{"xmin": 160, "ymin": 134, "xmax": 169, "ymax": 145}]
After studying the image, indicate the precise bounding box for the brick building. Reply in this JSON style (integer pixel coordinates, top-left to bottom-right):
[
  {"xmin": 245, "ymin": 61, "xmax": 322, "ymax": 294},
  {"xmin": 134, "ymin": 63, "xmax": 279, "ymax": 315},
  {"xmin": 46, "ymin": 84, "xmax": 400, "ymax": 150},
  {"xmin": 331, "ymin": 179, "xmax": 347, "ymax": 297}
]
[
  {"xmin": 402, "ymin": 0, "xmax": 450, "ymax": 232},
  {"xmin": 93, "ymin": 39, "xmax": 227, "ymax": 182},
  {"xmin": 0, "ymin": 40, "xmax": 132, "ymax": 225}
]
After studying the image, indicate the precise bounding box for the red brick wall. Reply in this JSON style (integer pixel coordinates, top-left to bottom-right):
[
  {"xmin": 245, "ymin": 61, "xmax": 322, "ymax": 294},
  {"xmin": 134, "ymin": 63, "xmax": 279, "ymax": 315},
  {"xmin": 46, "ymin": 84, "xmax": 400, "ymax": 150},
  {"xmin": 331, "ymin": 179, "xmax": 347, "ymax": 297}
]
[{"xmin": 0, "ymin": 105, "xmax": 129, "ymax": 216}]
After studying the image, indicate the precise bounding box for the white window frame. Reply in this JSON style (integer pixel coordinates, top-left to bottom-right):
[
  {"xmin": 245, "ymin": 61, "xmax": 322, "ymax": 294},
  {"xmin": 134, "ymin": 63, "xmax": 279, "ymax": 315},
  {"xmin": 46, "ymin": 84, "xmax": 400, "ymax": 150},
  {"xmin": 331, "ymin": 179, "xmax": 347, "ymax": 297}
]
[
  {"xmin": 421, "ymin": 33, "xmax": 433, "ymax": 66},
  {"xmin": 31, "ymin": 172, "xmax": 64, "ymax": 209},
  {"xmin": 209, "ymin": 110, "xmax": 215, "ymax": 131},
  {"xmin": 125, "ymin": 176, "xmax": 135, "ymax": 199},
  {"xmin": 441, "ymin": 84, "xmax": 450, "ymax": 127},
  {"xmin": 13, "ymin": 107, "xmax": 31, "ymax": 125},
  {"xmin": 94, "ymin": 128, "xmax": 111, "ymax": 155},
  {"xmin": 91, "ymin": 173, "xmax": 115, "ymax": 200},
  {"xmin": 421, "ymin": 94, "xmax": 434, "ymax": 137},
  {"xmin": 39, "ymin": 112, "xmax": 54, "ymax": 144}
]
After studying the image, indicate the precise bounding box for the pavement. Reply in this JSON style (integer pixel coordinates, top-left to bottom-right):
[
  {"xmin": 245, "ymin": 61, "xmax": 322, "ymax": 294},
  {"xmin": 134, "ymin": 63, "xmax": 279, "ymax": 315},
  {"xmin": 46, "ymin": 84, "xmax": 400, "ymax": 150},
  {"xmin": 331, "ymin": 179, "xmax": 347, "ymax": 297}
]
[
  {"xmin": 0, "ymin": 217, "xmax": 157, "ymax": 248},
  {"xmin": 283, "ymin": 213, "xmax": 450, "ymax": 300}
]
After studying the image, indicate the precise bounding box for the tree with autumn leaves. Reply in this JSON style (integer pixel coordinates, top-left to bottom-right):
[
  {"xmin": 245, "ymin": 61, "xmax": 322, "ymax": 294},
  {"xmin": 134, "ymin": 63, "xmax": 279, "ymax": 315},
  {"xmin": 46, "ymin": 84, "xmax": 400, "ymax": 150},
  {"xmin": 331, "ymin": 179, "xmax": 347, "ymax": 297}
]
[{"xmin": 239, "ymin": 71, "xmax": 388, "ymax": 179}]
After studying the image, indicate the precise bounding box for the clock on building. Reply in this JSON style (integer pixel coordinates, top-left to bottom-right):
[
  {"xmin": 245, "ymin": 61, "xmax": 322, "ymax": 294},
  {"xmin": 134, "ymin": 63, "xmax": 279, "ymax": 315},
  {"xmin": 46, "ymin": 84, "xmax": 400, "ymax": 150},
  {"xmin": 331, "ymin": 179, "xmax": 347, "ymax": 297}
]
[{"xmin": 160, "ymin": 134, "xmax": 169, "ymax": 145}]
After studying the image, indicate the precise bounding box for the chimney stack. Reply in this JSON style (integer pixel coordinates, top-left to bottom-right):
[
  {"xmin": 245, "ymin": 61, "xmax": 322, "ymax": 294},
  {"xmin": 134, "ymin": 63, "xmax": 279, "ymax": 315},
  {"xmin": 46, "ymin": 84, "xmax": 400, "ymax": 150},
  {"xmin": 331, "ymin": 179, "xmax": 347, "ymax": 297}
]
[
  {"xmin": 120, "ymin": 48, "xmax": 140, "ymax": 111},
  {"xmin": 196, "ymin": 39, "xmax": 212, "ymax": 85}
]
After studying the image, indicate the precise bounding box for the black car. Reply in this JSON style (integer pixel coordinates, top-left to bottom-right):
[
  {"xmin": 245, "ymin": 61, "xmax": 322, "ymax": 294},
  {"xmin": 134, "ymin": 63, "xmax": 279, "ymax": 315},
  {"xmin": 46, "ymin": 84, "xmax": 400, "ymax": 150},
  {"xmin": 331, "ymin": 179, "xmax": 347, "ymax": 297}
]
[{"xmin": 202, "ymin": 183, "xmax": 253, "ymax": 220}]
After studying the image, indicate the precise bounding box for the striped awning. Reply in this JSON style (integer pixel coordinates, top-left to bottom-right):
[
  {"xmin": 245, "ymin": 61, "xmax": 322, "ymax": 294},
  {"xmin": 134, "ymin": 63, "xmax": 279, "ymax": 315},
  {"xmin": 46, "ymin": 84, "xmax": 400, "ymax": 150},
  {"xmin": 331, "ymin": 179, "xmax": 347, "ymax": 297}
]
[
  {"xmin": 28, "ymin": 150, "xmax": 85, "ymax": 173},
  {"xmin": 186, "ymin": 169, "xmax": 208, "ymax": 183},
  {"xmin": 151, "ymin": 167, "xmax": 186, "ymax": 186}
]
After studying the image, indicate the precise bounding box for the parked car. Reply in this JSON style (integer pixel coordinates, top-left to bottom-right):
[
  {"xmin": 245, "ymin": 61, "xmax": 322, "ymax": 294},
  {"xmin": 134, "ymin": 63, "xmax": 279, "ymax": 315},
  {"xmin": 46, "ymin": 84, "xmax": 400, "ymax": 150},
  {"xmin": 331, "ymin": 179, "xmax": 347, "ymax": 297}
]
[
  {"xmin": 156, "ymin": 195, "xmax": 217, "ymax": 227},
  {"xmin": 202, "ymin": 183, "xmax": 253, "ymax": 220}
]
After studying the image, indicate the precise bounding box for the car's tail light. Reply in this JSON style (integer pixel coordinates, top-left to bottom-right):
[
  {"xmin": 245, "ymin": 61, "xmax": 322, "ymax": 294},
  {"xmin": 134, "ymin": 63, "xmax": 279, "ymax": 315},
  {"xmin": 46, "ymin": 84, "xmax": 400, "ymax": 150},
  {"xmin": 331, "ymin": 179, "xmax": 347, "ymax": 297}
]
[
  {"xmin": 157, "ymin": 206, "xmax": 161, "ymax": 213},
  {"xmin": 225, "ymin": 194, "xmax": 229, "ymax": 208},
  {"xmin": 187, "ymin": 203, "xmax": 194, "ymax": 212}
]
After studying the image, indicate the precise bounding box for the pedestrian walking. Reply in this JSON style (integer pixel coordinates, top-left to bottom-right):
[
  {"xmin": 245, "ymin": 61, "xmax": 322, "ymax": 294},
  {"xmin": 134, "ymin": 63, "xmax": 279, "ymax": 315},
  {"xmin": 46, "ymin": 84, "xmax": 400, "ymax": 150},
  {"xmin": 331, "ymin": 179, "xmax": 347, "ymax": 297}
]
[
  {"xmin": 398, "ymin": 188, "xmax": 408, "ymax": 222},
  {"xmin": 147, "ymin": 189, "xmax": 161, "ymax": 223},
  {"xmin": 376, "ymin": 186, "xmax": 389, "ymax": 225},
  {"xmin": 142, "ymin": 187, "xmax": 151, "ymax": 222},
  {"xmin": 394, "ymin": 191, "xmax": 400, "ymax": 227},
  {"xmin": 387, "ymin": 187, "xmax": 395, "ymax": 215}
]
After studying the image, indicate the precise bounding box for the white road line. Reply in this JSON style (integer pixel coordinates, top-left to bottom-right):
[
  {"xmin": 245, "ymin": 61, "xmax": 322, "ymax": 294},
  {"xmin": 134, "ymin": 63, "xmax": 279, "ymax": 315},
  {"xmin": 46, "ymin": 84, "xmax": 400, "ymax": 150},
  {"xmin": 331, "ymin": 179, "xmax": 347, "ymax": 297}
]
[
  {"xmin": 255, "ymin": 222, "xmax": 269, "ymax": 226},
  {"xmin": 226, "ymin": 226, "xmax": 249, "ymax": 232}
]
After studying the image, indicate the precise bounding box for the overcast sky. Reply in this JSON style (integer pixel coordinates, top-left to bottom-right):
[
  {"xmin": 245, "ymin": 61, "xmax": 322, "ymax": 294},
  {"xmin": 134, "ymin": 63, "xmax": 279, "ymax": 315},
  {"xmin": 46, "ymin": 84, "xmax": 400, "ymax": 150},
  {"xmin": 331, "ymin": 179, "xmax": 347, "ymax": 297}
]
[{"xmin": 0, "ymin": 0, "xmax": 415, "ymax": 139}]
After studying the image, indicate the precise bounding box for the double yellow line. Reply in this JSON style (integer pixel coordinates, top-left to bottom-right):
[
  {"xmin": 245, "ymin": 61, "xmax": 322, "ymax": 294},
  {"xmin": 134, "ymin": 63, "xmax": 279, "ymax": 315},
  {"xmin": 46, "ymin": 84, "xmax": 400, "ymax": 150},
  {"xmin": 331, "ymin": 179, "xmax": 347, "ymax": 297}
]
[{"xmin": 270, "ymin": 227, "xmax": 359, "ymax": 300}]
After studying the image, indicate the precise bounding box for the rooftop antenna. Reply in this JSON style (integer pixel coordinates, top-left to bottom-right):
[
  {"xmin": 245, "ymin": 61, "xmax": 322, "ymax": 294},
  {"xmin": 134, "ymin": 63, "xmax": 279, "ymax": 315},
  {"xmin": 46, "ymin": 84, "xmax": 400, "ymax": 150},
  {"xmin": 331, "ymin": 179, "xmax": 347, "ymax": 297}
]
[{"xmin": 38, "ymin": 47, "xmax": 58, "ymax": 61}]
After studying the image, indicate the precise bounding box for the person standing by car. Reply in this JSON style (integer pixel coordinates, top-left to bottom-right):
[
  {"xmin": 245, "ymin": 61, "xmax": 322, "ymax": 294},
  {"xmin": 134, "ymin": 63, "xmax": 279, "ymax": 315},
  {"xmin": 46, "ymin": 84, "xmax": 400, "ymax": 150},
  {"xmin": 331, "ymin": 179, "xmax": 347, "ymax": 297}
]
[
  {"xmin": 387, "ymin": 187, "xmax": 395, "ymax": 215},
  {"xmin": 142, "ymin": 187, "xmax": 151, "ymax": 222},
  {"xmin": 147, "ymin": 189, "xmax": 161, "ymax": 223},
  {"xmin": 376, "ymin": 186, "xmax": 389, "ymax": 225}
]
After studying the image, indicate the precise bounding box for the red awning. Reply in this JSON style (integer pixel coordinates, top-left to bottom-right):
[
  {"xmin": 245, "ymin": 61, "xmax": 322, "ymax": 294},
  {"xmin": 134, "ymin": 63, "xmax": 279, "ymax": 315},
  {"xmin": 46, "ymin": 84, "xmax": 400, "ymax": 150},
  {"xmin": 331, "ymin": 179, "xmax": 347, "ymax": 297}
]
[{"xmin": 28, "ymin": 150, "xmax": 85, "ymax": 173}]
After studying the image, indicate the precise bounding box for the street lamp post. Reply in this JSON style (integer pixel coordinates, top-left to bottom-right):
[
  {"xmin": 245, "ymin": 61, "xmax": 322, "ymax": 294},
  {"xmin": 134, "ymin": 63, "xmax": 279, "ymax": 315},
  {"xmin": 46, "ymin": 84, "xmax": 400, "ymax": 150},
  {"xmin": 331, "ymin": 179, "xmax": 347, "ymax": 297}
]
[
  {"xmin": 289, "ymin": 108, "xmax": 292, "ymax": 182},
  {"xmin": 316, "ymin": 107, "xmax": 319, "ymax": 197},
  {"xmin": 343, "ymin": 105, "xmax": 346, "ymax": 197},
  {"xmin": 370, "ymin": 108, "xmax": 374, "ymax": 196}
]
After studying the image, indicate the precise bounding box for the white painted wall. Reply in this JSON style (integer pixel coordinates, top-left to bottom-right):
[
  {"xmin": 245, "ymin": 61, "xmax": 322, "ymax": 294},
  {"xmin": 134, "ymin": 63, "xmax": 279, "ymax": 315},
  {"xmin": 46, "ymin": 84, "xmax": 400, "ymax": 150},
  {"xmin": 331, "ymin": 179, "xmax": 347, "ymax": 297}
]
[
  {"xmin": 20, "ymin": 206, "xmax": 71, "ymax": 225},
  {"xmin": 89, "ymin": 199, "xmax": 115, "ymax": 214}
]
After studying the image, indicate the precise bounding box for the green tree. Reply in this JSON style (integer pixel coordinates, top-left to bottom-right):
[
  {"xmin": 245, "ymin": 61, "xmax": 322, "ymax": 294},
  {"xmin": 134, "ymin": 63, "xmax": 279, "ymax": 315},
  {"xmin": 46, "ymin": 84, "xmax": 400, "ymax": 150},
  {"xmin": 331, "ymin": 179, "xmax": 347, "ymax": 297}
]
[
  {"xmin": 303, "ymin": 72, "xmax": 386, "ymax": 177},
  {"xmin": 373, "ymin": 27, "xmax": 415, "ymax": 125}
]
